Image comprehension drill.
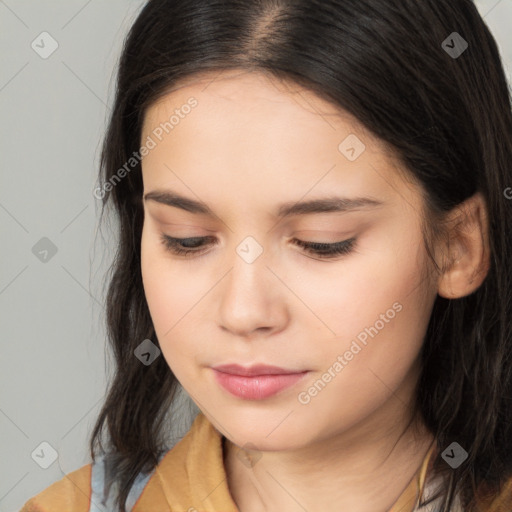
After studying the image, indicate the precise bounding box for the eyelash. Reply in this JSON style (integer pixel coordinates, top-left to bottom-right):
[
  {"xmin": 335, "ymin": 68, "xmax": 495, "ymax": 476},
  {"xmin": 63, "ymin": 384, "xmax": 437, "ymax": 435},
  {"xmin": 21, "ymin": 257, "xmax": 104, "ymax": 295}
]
[{"xmin": 159, "ymin": 234, "xmax": 356, "ymax": 260}]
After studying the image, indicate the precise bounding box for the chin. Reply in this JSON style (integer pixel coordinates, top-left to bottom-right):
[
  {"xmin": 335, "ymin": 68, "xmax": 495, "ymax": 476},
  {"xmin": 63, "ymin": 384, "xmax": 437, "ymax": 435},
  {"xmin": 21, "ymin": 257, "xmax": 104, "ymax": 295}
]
[{"xmin": 212, "ymin": 409, "xmax": 312, "ymax": 450}]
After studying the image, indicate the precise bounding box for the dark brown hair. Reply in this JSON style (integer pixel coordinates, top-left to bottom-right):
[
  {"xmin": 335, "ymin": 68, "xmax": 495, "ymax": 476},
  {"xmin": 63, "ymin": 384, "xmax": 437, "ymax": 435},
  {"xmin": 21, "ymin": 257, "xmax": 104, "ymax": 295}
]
[{"xmin": 90, "ymin": 0, "xmax": 512, "ymax": 510}]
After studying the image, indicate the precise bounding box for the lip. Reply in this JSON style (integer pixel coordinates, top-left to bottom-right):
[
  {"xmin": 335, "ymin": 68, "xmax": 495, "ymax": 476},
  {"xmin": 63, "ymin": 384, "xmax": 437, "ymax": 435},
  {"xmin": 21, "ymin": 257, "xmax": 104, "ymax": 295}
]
[
  {"xmin": 212, "ymin": 363, "xmax": 305, "ymax": 376},
  {"xmin": 211, "ymin": 364, "xmax": 309, "ymax": 400}
]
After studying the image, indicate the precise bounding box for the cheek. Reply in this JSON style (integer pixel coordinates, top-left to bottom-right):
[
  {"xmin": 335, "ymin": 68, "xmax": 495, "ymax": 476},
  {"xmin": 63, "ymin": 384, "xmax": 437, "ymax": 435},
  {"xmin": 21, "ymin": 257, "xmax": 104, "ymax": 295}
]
[
  {"xmin": 140, "ymin": 224, "xmax": 214, "ymax": 368},
  {"xmin": 141, "ymin": 226, "xmax": 168, "ymax": 327},
  {"xmin": 295, "ymin": 222, "xmax": 429, "ymax": 340},
  {"xmin": 141, "ymin": 226, "xmax": 186, "ymax": 340},
  {"xmin": 303, "ymin": 224, "xmax": 432, "ymax": 378},
  {"xmin": 291, "ymin": 237, "xmax": 433, "ymax": 431}
]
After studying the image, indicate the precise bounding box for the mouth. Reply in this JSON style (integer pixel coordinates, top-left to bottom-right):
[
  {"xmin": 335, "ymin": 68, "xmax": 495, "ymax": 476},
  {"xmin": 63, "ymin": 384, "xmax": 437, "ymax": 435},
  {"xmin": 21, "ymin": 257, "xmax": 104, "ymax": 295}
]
[
  {"xmin": 212, "ymin": 363, "xmax": 306, "ymax": 376},
  {"xmin": 211, "ymin": 364, "xmax": 310, "ymax": 400}
]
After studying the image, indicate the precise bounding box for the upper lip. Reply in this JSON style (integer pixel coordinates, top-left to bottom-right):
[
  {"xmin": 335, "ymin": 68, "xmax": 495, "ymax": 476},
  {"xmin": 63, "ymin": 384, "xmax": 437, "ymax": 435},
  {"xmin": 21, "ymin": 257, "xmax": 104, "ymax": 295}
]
[{"xmin": 212, "ymin": 364, "xmax": 307, "ymax": 376}]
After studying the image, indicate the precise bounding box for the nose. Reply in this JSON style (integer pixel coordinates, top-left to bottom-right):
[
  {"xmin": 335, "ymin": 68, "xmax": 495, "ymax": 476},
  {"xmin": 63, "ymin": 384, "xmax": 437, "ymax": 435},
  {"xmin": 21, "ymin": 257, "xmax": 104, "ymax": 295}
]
[{"xmin": 217, "ymin": 243, "xmax": 289, "ymax": 338}]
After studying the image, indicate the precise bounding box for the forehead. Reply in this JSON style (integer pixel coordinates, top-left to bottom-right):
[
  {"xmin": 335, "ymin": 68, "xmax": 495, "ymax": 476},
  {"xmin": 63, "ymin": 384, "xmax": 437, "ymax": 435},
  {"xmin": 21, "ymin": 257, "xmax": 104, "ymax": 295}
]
[
  {"xmin": 140, "ymin": 69, "xmax": 418, "ymax": 213},
  {"xmin": 143, "ymin": 69, "xmax": 372, "ymax": 142}
]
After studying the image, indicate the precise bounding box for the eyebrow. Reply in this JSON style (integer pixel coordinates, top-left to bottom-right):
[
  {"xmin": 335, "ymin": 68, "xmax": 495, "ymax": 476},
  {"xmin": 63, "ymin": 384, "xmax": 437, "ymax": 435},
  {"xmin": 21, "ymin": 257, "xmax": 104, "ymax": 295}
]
[{"xmin": 143, "ymin": 190, "xmax": 384, "ymax": 217}]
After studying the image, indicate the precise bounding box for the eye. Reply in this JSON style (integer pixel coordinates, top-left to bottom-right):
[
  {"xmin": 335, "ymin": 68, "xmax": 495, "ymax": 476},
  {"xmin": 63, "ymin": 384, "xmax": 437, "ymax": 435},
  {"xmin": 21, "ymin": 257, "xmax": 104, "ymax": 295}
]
[
  {"xmin": 160, "ymin": 234, "xmax": 216, "ymax": 256},
  {"xmin": 159, "ymin": 234, "xmax": 356, "ymax": 259},
  {"xmin": 291, "ymin": 237, "xmax": 356, "ymax": 259}
]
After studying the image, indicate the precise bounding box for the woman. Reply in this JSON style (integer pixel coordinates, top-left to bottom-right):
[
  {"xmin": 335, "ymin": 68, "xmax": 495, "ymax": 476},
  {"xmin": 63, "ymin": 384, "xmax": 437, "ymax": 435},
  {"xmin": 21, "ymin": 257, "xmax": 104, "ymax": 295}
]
[{"xmin": 21, "ymin": 0, "xmax": 512, "ymax": 511}]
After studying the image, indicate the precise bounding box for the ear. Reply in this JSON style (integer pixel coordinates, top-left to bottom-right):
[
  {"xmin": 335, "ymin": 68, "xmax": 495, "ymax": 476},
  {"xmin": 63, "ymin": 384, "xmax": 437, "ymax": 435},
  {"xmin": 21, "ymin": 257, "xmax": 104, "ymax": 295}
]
[{"xmin": 437, "ymin": 191, "xmax": 491, "ymax": 299}]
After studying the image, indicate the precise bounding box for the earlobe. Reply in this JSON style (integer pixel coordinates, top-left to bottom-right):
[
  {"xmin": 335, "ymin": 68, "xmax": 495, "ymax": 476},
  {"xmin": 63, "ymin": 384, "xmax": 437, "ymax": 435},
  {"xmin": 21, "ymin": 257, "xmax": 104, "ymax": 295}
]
[{"xmin": 437, "ymin": 192, "xmax": 491, "ymax": 299}]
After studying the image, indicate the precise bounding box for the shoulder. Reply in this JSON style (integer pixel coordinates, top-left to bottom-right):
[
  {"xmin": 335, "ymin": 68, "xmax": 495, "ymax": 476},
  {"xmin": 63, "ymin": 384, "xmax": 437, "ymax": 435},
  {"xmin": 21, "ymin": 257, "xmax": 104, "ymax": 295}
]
[
  {"xmin": 19, "ymin": 413, "xmax": 226, "ymax": 512},
  {"xmin": 132, "ymin": 412, "xmax": 239, "ymax": 511},
  {"xmin": 19, "ymin": 463, "xmax": 92, "ymax": 512}
]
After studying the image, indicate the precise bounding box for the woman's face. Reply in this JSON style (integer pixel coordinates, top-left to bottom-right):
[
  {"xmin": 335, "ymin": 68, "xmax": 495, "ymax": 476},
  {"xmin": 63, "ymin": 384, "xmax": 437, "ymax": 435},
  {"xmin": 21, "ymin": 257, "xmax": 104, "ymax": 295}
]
[{"xmin": 140, "ymin": 69, "xmax": 438, "ymax": 450}]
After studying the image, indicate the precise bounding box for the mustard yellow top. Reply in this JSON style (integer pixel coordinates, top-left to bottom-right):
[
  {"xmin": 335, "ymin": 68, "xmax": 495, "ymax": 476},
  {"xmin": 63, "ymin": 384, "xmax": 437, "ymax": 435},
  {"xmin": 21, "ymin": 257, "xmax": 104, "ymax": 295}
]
[{"xmin": 20, "ymin": 411, "xmax": 512, "ymax": 512}]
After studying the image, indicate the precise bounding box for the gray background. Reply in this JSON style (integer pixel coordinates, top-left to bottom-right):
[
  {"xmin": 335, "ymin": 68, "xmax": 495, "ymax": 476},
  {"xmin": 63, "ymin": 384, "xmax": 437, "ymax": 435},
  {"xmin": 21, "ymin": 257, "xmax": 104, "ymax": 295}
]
[{"xmin": 1, "ymin": 1, "xmax": 511, "ymax": 511}]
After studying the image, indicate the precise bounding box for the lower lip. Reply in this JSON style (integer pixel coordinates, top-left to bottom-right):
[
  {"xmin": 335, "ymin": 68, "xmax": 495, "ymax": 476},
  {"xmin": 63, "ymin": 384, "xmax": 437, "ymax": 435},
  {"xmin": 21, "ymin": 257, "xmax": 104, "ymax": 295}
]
[{"xmin": 212, "ymin": 369, "xmax": 309, "ymax": 400}]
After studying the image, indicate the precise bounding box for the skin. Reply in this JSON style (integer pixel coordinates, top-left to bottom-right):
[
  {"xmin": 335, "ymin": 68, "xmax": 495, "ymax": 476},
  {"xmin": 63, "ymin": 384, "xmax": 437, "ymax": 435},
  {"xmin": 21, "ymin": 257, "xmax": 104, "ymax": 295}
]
[{"xmin": 139, "ymin": 69, "xmax": 490, "ymax": 512}]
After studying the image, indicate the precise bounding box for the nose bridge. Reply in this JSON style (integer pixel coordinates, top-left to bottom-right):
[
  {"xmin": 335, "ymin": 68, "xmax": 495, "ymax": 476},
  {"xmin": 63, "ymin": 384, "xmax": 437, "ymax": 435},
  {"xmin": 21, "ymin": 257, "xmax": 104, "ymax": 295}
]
[
  {"xmin": 235, "ymin": 234, "xmax": 266, "ymax": 266},
  {"xmin": 217, "ymin": 232, "xmax": 283, "ymax": 335},
  {"xmin": 225, "ymin": 234, "xmax": 268, "ymax": 299}
]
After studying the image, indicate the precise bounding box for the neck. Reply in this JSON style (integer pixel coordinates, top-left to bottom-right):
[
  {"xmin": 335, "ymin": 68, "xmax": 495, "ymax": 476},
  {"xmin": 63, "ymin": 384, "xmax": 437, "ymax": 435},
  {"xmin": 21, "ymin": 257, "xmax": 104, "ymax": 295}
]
[{"xmin": 223, "ymin": 375, "xmax": 435, "ymax": 512}]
